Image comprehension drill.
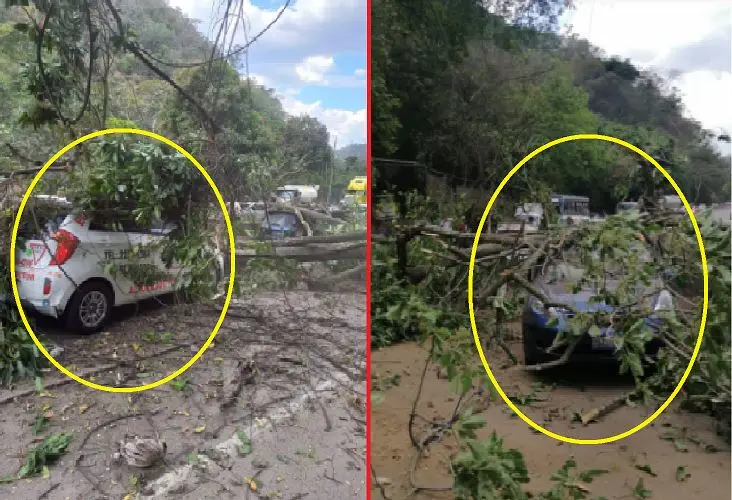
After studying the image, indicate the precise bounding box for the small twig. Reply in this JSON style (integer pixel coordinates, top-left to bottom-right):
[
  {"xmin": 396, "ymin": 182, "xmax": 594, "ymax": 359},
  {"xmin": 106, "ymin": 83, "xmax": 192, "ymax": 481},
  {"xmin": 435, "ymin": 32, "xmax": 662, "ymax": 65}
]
[
  {"xmin": 408, "ymin": 339, "xmax": 434, "ymax": 448},
  {"xmin": 37, "ymin": 482, "xmax": 60, "ymax": 499},
  {"xmin": 524, "ymin": 336, "xmax": 582, "ymax": 372},
  {"xmin": 581, "ymin": 391, "xmax": 637, "ymax": 425},
  {"xmin": 371, "ymin": 463, "xmax": 392, "ymax": 500},
  {"xmin": 0, "ymin": 364, "xmax": 117, "ymax": 405}
]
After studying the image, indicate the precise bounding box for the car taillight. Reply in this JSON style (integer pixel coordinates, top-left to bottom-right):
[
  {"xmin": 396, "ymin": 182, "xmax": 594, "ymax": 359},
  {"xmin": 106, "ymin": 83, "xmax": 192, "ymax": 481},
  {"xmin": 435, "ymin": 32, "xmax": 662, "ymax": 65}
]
[{"xmin": 49, "ymin": 229, "xmax": 79, "ymax": 266}]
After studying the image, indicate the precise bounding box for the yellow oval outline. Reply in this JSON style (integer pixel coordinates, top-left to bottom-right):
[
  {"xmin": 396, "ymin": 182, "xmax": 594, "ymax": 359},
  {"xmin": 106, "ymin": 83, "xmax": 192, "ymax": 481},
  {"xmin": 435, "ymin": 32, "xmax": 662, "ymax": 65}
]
[
  {"xmin": 467, "ymin": 133, "xmax": 708, "ymax": 444},
  {"xmin": 10, "ymin": 128, "xmax": 236, "ymax": 393}
]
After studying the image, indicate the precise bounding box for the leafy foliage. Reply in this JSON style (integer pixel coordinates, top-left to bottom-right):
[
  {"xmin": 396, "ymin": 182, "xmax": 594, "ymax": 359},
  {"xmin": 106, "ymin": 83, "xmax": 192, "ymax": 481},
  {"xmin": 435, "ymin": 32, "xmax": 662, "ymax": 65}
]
[
  {"xmin": 372, "ymin": 0, "xmax": 730, "ymax": 211},
  {"xmin": 12, "ymin": 432, "xmax": 72, "ymax": 481}
]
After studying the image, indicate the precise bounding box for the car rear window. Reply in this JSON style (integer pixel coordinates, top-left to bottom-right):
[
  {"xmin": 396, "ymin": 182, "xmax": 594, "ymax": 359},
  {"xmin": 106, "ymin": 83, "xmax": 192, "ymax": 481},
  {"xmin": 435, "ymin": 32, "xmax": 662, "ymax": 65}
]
[
  {"xmin": 17, "ymin": 206, "xmax": 70, "ymax": 239},
  {"xmin": 89, "ymin": 212, "xmax": 152, "ymax": 233}
]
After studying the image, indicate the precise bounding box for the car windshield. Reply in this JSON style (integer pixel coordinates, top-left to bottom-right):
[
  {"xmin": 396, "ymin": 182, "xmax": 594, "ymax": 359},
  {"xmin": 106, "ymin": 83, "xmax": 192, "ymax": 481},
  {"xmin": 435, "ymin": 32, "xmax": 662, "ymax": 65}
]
[
  {"xmin": 543, "ymin": 261, "xmax": 585, "ymax": 283},
  {"xmin": 262, "ymin": 212, "xmax": 298, "ymax": 230},
  {"xmin": 541, "ymin": 246, "xmax": 652, "ymax": 284}
]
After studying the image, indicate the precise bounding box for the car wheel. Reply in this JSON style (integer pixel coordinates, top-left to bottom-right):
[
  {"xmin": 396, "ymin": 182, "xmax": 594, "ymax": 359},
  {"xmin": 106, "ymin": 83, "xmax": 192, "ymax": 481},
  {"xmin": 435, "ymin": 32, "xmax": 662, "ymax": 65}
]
[
  {"xmin": 523, "ymin": 343, "xmax": 539, "ymax": 366},
  {"xmin": 522, "ymin": 327, "xmax": 540, "ymax": 365},
  {"xmin": 64, "ymin": 281, "xmax": 113, "ymax": 334}
]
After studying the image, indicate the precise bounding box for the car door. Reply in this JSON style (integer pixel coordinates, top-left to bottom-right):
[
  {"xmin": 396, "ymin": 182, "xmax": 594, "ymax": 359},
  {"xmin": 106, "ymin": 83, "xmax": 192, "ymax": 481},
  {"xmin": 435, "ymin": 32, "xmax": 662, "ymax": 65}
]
[
  {"xmin": 87, "ymin": 213, "xmax": 139, "ymax": 304},
  {"xmin": 121, "ymin": 217, "xmax": 178, "ymax": 300}
]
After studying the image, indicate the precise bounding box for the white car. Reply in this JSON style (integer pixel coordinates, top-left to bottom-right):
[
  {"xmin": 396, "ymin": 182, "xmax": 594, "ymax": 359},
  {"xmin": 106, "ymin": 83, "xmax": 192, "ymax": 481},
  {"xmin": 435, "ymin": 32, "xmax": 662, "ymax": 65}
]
[{"xmin": 12, "ymin": 196, "xmax": 224, "ymax": 334}]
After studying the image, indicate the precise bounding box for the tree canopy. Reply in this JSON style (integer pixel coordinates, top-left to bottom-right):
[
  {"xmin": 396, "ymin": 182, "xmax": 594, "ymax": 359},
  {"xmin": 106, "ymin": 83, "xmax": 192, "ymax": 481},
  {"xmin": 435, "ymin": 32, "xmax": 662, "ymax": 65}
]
[{"xmin": 372, "ymin": 0, "xmax": 730, "ymax": 212}]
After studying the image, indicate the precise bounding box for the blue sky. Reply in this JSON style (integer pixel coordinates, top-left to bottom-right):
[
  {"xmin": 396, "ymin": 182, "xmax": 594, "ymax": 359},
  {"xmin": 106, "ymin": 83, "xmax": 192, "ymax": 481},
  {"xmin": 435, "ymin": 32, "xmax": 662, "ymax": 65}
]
[{"xmin": 167, "ymin": 0, "xmax": 366, "ymax": 146}]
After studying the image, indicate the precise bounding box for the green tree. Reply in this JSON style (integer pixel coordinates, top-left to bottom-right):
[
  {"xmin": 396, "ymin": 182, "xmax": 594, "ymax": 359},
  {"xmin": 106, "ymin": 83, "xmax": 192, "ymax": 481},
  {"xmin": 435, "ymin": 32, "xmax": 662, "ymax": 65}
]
[{"xmin": 282, "ymin": 115, "xmax": 333, "ymax": 180}]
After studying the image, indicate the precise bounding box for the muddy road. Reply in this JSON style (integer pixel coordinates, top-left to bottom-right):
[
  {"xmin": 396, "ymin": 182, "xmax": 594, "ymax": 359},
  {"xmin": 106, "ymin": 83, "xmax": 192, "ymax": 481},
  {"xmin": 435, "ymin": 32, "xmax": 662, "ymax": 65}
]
[
  {"xmin": 0, "ymin": 291, "xmax": 366, "ymax": 499},
  {"xmin": 371, "ymin": 338, "xmax": 730, "ymax": 499}
]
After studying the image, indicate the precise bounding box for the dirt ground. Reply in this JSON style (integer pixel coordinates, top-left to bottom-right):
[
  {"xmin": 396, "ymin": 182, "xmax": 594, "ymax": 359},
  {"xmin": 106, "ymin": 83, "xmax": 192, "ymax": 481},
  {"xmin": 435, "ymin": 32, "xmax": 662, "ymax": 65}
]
[
  {"xmin": 0, "ymin": 290, "xmax": 366, "ymax": 499},
  {"xmin": 371, "ymin": 334, "xmax": 730, "ymax": 500}
]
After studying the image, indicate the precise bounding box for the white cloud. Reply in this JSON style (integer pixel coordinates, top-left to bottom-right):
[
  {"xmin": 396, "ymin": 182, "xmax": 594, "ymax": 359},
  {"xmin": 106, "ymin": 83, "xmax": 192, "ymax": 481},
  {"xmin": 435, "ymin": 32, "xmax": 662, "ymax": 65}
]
[
  {"xmin": 295, "ymin": 55, "xmax": 334, "ymax": 83},
  {"xmin": 167, "ymin": 0, "xmax": 365, "ymax": 145},
  {"xmin": 354, "ymin": 68, "xmax": 366, "ymax": 77},
  {"xmin": 247, "ymin": 73, "xmax": 269, "ymax": 86},
  {"xmin": 278, "ymin": 91, "xmax": 365, "ymax": 146},
  {"xmin": 567, "ymin": 0, "xmax": 732, "ymax": 139},
  {"xmin": 168, "ymin": 0, "xmax": 365, "ymax": 63}
]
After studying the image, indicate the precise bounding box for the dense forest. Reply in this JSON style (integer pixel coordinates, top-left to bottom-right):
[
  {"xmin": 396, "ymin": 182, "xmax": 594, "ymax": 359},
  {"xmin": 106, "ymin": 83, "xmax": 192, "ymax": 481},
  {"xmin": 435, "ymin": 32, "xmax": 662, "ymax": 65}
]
[{"xmin": 372, "ymin": 0, "xmax": 730, "ymax": 213}]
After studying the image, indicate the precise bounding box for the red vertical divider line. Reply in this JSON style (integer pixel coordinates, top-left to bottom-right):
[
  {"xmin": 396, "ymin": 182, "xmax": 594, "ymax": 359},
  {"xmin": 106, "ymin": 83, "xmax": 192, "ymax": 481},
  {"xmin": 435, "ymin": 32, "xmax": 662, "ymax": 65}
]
[{"xmin": 365, "ymin": 0, "xmax": 373, "ymax": 496}]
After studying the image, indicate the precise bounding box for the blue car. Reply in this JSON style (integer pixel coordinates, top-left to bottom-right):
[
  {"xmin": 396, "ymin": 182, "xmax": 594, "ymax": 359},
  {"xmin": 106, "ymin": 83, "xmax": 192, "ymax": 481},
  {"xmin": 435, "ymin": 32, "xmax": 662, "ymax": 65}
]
[
  {"xmin": 259, "ymin": 211, "xmax": 305, "ymax": 240},
  {"xmin": 521, "ymin": 256, "xmax": 673, "ymax": 366}
]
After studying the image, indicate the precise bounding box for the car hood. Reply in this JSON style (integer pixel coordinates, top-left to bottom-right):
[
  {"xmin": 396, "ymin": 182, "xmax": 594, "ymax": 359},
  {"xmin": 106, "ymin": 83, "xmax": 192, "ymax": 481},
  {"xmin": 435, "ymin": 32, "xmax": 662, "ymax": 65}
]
[{"xmin": 536, "ymin": 277, "xmax": 663, "ymax": 313}]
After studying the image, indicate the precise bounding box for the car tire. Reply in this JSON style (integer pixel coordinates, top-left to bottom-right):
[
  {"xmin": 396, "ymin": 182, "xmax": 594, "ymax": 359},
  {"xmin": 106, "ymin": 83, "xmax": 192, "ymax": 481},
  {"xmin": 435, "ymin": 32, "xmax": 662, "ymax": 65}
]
[
  {"xmin": 522, "ymin": 327, "xmax": 541, "ymax": 366},
  {"xmin": 64, "ymin": 281, "xmax": 113, "ymax": 334},
  {"xmin": 523, "ymin": 343, "xmax": 539, "ymax": 366}
]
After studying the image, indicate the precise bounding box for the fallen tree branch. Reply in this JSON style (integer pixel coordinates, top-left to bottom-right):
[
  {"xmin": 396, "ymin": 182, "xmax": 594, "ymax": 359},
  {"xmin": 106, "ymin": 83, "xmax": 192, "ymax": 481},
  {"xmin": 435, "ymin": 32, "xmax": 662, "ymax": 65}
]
[
  {"xmin": 241, "ymin": 232, "xmax": 365, "ymax": 247},
  {"xmin": 581, "ymin": 391, "xmax": 637, "ymax": 425},
  {"xmin": 305, "ymin": 264, "xmax": 366, "ymax": 291},
  {"xmin": 237, "ymin": 242, "xmax": 365, "ymax": 262},
  {"xmin": 524, "ymin": 336, "xmax": 582, "ymax": 372},
  {"xmin": 0, "ymin": 363, "xmax": 117, "ymax": 405}
]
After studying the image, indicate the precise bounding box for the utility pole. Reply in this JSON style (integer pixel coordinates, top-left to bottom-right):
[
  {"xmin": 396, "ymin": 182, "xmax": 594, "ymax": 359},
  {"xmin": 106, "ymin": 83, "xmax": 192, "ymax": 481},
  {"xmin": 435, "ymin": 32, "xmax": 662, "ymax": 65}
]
[{"xmin": 327, "ymin": 136, "xmax": 337, "ymax": 205}]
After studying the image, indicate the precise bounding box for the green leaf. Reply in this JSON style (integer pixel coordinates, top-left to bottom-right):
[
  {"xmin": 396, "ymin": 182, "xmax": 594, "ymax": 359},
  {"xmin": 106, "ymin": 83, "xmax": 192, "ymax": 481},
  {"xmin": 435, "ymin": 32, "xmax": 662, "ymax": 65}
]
[
  {"xmin": 675, "ymin": 466, "xmax": 690, "ymax": 482},
  {"xmin": 236, "ymin": 429, "xmax": 252, "ymax": 455},
  {"xmin": 633, "ymin": 478, "xmax": 652, "ymax": 498},
  {"xmin": 673, "ymin": 439, "xmax": 689, "ymax": 453},
  {"xmin": 588, "ymin": 325, "xmax": 601, "ymax": 338},
  {"xmin": 371, "ymin": 391, "xmax": 385, "ymax": 406},
  {"xmin": 578, "ymin": 468, "xmax": 609, "ymax": 482},
  {"xmin": 634, "ymin": 464, "xmax": 656, "ymax": 477}
]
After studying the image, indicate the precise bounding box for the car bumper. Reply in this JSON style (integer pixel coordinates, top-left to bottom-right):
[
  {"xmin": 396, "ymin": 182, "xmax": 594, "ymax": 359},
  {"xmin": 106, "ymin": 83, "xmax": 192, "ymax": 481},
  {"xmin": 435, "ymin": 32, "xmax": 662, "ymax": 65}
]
[
  {"xmin": 522, "ymin": 323, "xmax": 663, "ymax": 363},
  {"xmin": 14, "ymin": 269, "xmax": 74, "ymax": 319}
]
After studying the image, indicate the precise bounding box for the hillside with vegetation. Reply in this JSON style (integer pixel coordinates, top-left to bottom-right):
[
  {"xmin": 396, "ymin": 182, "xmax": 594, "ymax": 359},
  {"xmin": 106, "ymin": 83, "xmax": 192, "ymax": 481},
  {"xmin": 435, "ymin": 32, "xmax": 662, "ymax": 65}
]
[
  {"xmin": 0, "ymin": 0, "xmax": 364, "ymax": 199},
  {"xmin": 373, "ymin": 0, "xmax": 730, "ymax": 215},
  {"xmin": 337, "ymin": 143, "xmax": 367, "ymax": 161}
]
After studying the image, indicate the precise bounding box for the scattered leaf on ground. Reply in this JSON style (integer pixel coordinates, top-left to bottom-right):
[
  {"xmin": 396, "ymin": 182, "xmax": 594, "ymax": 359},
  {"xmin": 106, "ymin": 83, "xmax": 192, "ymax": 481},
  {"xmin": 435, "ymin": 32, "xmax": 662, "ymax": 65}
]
[
  {"xmin": 635, "ymin": 464, "xmax": 657, "ymax": 477},
  {"xmin": 236, "ymin": 429, "xmax": 252, "ymax": 455},
  {"xmin": 633, "ymin": 478, "xmax": 652, "ymax": 498},
  {"xmin": 675, "ymin": 466, "xmax": 691, "ymax": 482}
]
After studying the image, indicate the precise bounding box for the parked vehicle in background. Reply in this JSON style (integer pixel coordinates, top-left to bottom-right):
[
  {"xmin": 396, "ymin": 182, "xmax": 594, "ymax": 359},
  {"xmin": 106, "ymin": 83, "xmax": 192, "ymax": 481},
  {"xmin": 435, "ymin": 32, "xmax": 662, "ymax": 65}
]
[
  {"xmin": 496, "ymin": 202, "xmax": 544, "ymax": 233},
  {"xmin": 341, "ymin": 176, "xmax": 367, "ymax": 209},
  {"xmin": 274, "ymin": 185, "xmax": 320, "ymax": 205},
  {"xmin": 551, "ymin": 194, "xmax": 591, "ymax": 225},
  {"xmin": 259, "ymin": 207, "xmax": 312, "ymax": 240},
  {"xmin": 658, "ymin": 194, "xmax": 684, "ymax": 212},
  {"xmin": 616, "ymin": 201, "xmax": 639, "ymax": 213},
  {"xmin": 238, "ymin": 201, "xmax": 267, "ymax": 222},
  {"xmin": 12, "ymin": 195, "xmax": 224, "ymax": 334}
]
